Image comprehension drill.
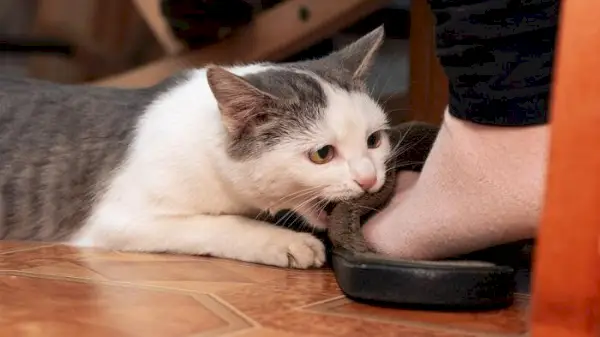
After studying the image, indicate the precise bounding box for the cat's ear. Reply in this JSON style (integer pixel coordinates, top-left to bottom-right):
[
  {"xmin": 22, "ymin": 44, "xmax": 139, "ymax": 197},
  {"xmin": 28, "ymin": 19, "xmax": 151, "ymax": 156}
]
[
  {"xmin": 206, "ymin": 66, "xmax": 277, "ymax": 135},
  {"xmin": 325, "ymin": 25, "xmax": 384, "ymax": 81}
]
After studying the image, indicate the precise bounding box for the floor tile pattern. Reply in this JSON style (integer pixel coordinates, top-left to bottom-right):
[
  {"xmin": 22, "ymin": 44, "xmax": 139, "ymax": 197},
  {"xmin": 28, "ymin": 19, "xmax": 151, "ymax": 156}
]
[{"xmin": 0, "ymin": 241, "xmax": 529, "ymax": 337}]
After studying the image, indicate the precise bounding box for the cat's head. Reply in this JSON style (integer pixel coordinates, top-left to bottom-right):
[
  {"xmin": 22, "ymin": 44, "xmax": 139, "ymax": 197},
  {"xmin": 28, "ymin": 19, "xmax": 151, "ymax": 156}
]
[{"xmin": 207, "ymin": 27, "xmax": 391, "ymax": 228}]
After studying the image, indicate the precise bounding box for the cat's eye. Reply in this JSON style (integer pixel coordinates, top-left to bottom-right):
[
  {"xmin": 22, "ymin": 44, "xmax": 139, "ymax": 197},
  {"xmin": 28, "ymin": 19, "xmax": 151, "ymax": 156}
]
[
  {"xmin": 308, "ymin": 145, "xmax": 335, "ymax": 164},
  {"xmin": 367, "ymin": 131, "xmax": 382, "ymax": 149}
]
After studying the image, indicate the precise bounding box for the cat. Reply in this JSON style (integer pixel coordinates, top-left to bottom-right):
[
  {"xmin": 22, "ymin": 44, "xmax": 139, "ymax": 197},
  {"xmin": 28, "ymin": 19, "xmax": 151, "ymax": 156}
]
[{"xmin": 0, "ymin": 27, "xmax": 392, "ymax": 269}]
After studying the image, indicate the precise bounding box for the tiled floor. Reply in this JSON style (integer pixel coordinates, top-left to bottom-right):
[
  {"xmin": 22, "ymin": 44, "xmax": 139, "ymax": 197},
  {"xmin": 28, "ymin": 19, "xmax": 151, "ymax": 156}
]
[{"xmin": 0, "ymin": 241, "xmax": 530, "ymax": 337}]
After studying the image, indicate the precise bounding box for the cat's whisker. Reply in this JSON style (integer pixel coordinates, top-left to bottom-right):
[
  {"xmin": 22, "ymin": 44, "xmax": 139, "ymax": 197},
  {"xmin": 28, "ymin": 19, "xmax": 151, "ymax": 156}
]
[
  {"xmin": 286, "ymin": 194, "xmax": 322, "ymax": 215},
  {"xmin": 384, "ymin": 108, "xmax": 410, "ymax": 115},
  {"xmin": 268, "ymin": 186, "xmax": 325, "ymax": 210},
  {"xmin": 273, "ymin": 192, "xmax": 324, "ymax": 227},
  {"xmin": 276, "ymin": 192, "xmax": 321, "ymax": 221},
  {"xmin": 270, "ymin": 193, "xmax": 321, "ymax": 219},
  {"xmin": 304, "ymin": 198, "xmax": 328, "ymax": 219},
  {"xmin": 303, "ymin": 199, "xmax": 330, "ymax": 232},
  {"xmin": 271, "ymin": 185, "xmax": 336, "ymax": 229},
  {"xmin": 287, "ymin": 194, "xmax": 322, "ymax": 217},
  {"xmin": 281, "ymin": 194, "xmax": 324, "ymax": 228},
  {"xmin": 274, "ymin": 202, "xmax": 313, "ymax": 228},
  {"xmin": 390, "ymin": 140, "xmax": 432, "ymax": 163},
  {"xmin": 393, "ymin": 122, "xmax": 416, "ymax": 149},
  {"xmin": 376, "ymin": 72, "xmax": 394, "ymax": 105},
  {"xmin": 388, "ymin": 131, "xmax": 428, "ymax": 159},
  {"xmin": 371, "ymin": 57, "xmax": 388, "ymax": 98},
  {"xmin": 341, "ymin": 201, "xmax": 379, "ymax": 213},
  {"xmin": 310, "ymin": 201, "xmax": 330, "ymax": 235},
  {"xmin": 386, "ymin": 160, "xmax": 426, "ymax": 172},
  {"xmin": 275, "ymin": 211, "xmax": 298, "ymax": 229},
  {"xmin": 273, "ymin": 185, "xmax": 322, "ymax": 202},
  {"xmin": 375, "ymin": 57, "xmax": 393, "ymax": 102}
]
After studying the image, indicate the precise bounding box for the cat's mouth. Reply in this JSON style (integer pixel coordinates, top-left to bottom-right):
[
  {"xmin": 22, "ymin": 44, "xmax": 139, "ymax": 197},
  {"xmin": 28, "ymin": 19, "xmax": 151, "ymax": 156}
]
[{"xmin": 296, "ymin": 200, "xmax": 336, "ymax": 229}]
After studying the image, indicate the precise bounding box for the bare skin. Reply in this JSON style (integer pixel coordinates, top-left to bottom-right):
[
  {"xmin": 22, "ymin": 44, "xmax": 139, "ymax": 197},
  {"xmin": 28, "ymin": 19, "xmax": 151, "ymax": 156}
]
[{"xmin": 363, "ymin": 110, "xmax": 549, "ymax": 260}]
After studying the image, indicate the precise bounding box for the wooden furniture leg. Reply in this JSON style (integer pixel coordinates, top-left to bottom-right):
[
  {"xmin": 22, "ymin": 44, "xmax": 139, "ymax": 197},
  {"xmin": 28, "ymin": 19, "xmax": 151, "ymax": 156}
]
[
  {"xmin": 408, "ymin": 0, "xmax": 448, "ymax": 125},
  {"xmin": 530, "ymin": 1, "xmax": 600, "ymax": 336},
  {"xmin": 131, "ymin": 0, "xmax": 185, "ymax": 56}
]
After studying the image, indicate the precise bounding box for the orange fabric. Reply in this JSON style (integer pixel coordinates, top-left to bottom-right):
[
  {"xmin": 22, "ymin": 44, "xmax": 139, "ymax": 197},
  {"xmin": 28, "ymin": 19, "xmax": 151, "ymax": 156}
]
[{"xmin": 530, "ymin": 1, "xmax": 600, "ymax": 336}]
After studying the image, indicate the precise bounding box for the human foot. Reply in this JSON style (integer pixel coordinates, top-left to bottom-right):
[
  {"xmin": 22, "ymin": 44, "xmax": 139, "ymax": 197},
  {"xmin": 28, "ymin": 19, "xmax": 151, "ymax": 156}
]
[{"xmin": 363, "ymin": 109, "xmax": 549, "ymax": 260}]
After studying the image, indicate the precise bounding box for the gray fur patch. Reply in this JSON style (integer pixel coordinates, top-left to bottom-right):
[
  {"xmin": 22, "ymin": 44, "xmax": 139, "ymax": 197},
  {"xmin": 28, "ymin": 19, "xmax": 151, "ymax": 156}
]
[
  {"xmin": 226, "ymin": 68, "xmax": 328, "ymax": 160},
  {"xmin": 223, "ymin": 27, "xmax": 384, "ymax": 161},
  {"xmin": 0, "ymin": 73, "xmax": 185, "ymax": 241},
  {"xmin": 290, "ymin": 60, "xmax": 364, "ymax": 92},
  {"xmin": 244, "ymin": 68, "xmax": 327, "ymax": 105},
  {"xmin": 224, "ymin": 59, "xmax": 370, "ymax": 161}
]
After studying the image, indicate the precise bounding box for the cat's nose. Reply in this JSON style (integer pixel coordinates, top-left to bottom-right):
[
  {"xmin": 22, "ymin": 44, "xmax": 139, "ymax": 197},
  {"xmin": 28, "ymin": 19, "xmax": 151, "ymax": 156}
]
[{"xmin": 355, "ymin": 176, "xmax": 377, "ymax": 191}]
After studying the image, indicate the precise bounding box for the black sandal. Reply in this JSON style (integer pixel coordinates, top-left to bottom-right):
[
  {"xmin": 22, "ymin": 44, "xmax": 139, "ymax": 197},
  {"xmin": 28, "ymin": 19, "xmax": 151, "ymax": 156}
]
[{"xmin": 329, "ymin": 241, "xmax": 532, "ymax": 309}]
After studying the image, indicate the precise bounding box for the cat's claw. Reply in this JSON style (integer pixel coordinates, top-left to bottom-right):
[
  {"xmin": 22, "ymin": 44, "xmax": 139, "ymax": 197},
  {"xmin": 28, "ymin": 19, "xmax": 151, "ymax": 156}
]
[{"xmin": 264, "ymin": 232, "xmax": 326, "ymax": 269}]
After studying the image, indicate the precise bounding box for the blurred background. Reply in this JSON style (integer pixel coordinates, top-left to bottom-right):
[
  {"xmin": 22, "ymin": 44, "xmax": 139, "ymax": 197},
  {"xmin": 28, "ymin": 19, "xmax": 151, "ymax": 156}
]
[{"xmin": 0, "ymin": 0, "xmax": 448, "ymax": 125}]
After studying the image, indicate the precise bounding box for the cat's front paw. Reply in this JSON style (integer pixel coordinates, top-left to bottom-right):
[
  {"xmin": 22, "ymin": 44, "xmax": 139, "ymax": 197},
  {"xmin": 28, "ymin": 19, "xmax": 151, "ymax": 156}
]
[{"xmin": 264, "ymin": 232, "xmax": 326, "ymax": 269}]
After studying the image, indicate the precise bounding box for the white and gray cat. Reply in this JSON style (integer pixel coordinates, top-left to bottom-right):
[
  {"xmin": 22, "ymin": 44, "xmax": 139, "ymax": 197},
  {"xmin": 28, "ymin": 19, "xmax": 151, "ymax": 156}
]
[{"xmin": 0, "ymin": 27, "xmax": 392, "ymax": 269}]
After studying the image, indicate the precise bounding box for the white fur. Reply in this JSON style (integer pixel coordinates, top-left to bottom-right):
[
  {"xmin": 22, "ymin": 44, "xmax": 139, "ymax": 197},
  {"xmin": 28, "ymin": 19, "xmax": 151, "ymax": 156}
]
[{"xmin": 70, "ymin": 64, "xmax": 390, "ymax": 269}]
